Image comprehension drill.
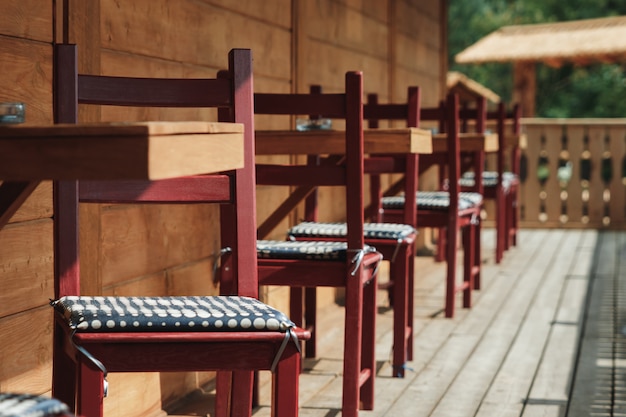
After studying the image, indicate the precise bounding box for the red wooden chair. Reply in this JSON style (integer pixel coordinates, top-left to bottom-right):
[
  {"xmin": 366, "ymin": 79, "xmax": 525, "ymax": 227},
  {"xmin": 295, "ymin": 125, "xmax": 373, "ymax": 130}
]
[
  {"xmin": 254, "ymin": 71, "xmax": 383, "ymax": 417},
  {"xmin": 51, "ymin": 44, "xmax": 308, "ymax": 417},
  {"xmin": 284, "ymin": 86, "xmax": 421, "ymax": 378},
  {"xmin": 460, "ymin": 101, "xmax": 521, "ymax": 263},
  {"xmin": 502, "ymin": 103, "xmax": 522, "ymax": 251},
  {"xmin": 379, "ymin": 93, "xmax": 482, "ymax": 318}
]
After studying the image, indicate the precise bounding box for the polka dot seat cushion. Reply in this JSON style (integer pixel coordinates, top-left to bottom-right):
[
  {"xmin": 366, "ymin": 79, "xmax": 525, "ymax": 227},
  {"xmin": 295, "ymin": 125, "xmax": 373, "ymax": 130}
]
[
  {"xmin": 382, "ymin": 191, "xmax": 483, "ymax": 211},
  {"xmin": 51, "ymin": 295, "xmax": 295, "ymax": 333},
  {"xmin": 287, "ymin": 222, "xmax": 416, "ymax": 242},
  {"xmin": 257, "ymin": 240, "xmax": 377, "ymax": 261},
  {"xmin": 0, "ymin": 393, "xmax": 71, "ymax": 417},
  {"xmin": 460, "ymin": 171, "xmax": 518, "ymax": 191}
]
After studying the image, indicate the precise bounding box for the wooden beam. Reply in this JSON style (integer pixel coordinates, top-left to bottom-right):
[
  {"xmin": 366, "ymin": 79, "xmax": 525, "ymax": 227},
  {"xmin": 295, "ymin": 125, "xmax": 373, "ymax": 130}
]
[{"xmin": 513, "ymin": 61, "xmax": 536, "ymax": 117}]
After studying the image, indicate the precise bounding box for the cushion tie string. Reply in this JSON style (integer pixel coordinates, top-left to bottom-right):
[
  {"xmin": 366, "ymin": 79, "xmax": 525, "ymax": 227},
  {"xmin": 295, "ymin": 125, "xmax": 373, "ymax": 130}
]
[
  {"xmin": 212, "ymin": 247, "xmax": 232, "ymax": 286},
  {"xmin": 70, "ymin": 329, "xmax": 109, "ymax": 397},
  {"xmin": 348, "ymin": 248, "xmax": 365, "ymax": 276},
  {"xmin": 270, "ymin": 324, "xmax": 301, "ymax": 373},
  {"xmin": 348, "ymin": 248, "xmax": 381, "ymax": 278},
  {"xmin": 390, "ymin": 239, "xmax": 403, "ymax": 263}
]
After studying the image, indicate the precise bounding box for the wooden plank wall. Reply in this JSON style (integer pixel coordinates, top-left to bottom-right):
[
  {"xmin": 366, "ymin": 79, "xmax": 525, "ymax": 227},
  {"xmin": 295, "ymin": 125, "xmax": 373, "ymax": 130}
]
[
  {"xmin": 0, "ymin": 1, "xmax": 445, "ymax": 416},
  {"xmin": 0, "ymin": 0, "xmax": 55, "ymax": 399}
]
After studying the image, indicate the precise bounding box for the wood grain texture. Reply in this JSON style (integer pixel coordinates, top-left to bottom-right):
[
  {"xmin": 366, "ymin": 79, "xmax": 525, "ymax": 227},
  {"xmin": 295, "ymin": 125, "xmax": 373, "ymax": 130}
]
[
  {"xmin": 0, "ymin": 307, "xmax": 53, "ymax": 393},
  {"xmin": 0, "ymin": 38, "xmax": 52, "ymax": 124},
  {"xmin": 0, "ymin": 0, "xmax": 52, "ymax": 42},
  {"xmin": 6, "ymin": 181, "xmax": 53, "ymax": 223},
  {"xmin": 0, "ymin": 123, "xmax": 244, "ymax": 180},
  {"xmin": 255, "ymin": 128, "xmax": 432, "ymax": 155},
  {"xmin": 99, "ymin": 204, "xmax": 220, "ymax": 288},
  {"xmin": 101, "ymin": 0, "xmax": 291, "ymax": 80},
  {"xmin": 0, "ymin": 220, "xmax": 53, "ymax": 318}
]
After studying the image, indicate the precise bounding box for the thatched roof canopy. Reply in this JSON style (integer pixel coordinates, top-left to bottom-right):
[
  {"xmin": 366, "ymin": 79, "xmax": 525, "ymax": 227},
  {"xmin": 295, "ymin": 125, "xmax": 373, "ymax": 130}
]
[
  {"xmin": 455, "ymin": 16, "xmax": 626, "ymax": 68},
  {"xmin": 446, "ymin": 71, "xmax": 500, "ymax": 104}
]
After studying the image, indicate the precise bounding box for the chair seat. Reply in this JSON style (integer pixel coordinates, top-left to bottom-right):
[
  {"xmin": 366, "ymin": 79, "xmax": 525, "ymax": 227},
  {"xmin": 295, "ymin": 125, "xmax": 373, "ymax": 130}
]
[
  {"xmin": 51, "ymin": 296, "xmax": 295, "ymax": 333},
  {"xmin": 287, "ymin": 221, "xmax": 416, "ymax": 241},
  {"xmin": 257, "ymin": 240, "xmax": 377, "ymax": 261},
  {"xmin": 382, "ymin": 191, "xmax": 483, "ymax": 211},
  {"xmin": 0, "ymin": 393, "xmax": 71, "ymax": 417},
  {"xmin": 460, "ymin": 171, "xmax": 518, "ymax": 190}
]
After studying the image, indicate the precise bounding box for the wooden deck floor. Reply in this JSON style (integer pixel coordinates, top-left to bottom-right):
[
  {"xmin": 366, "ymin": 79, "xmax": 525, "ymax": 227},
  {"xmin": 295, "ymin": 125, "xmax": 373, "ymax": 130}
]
[{"xmin": 169, "ymin": 228, "xmax": 626, "ymax": 417}]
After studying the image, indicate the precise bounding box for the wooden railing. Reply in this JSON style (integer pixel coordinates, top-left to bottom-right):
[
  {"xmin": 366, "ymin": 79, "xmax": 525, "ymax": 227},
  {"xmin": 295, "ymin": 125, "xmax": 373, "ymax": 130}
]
[{"xmin": 517, "ymin": 119, "xmax": 626, "ymax": 229}]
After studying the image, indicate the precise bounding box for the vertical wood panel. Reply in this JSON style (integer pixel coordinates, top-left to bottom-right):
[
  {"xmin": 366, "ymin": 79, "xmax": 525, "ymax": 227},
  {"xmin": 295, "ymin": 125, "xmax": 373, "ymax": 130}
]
[
  {"xmin": 0, "ymin": 0, "xmax": 52, "ymax": 42},
  {"xmin": 0, "ymin": 308, "xmax": 53, "ymax": 394},
  {"xmin": 567, "ymin": 126, "xmax": 585, "ymax": 223},
  {"xmin": 0, "ymin": 221, "xmax": 53, "ymax": 317},
  {"xmin": 585, "ymin": 127, "xmax": 603, "ymax": 224},
  {"xmin": 0, "ymin": 0, "xmax": 56, "ymax": 401},
  {"xmin": 608, "ymin": 127, "xmax": 626, "ymax": 224},
  {"xmin": 0, "ymin": 38, "xmax": 52, "ymax": 124}
]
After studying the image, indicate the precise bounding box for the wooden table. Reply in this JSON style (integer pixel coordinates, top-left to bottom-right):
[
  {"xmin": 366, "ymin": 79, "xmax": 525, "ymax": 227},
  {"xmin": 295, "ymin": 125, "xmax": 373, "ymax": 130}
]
[
  {"xmin": 511, "ymin": 133, "xmax": 527, "ymax": 150},
  {"xmin": 254, "ymin": 127, "xmax": 433, "ymax": 238},
  {"xmin": 255, "ymin": 127, "xmax": 433, "ymax": 155},
  {"xmin": 432, "ymin": 132, "xmax": 499, "ymax": 153},
  {"xmin": 255, "ymin": 129, "xmax": 500, "ymax": 155},
  {"xmin": 0, "ymin": 121, "xmax": 244, "ymax": 228},
  {"xmin": 0, "ymin": 121, "xmax": 244, "ymax": 180}
]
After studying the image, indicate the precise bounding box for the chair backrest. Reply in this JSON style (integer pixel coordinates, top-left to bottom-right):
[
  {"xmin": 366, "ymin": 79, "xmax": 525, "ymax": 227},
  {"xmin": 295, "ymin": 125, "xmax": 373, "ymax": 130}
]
[
  {"xmin": 53, "ymin": 44, "xmax": 257, "ymax": 298},
  {"xmin": 420, "ymin": 93, "xmax": 462, "ymax": 205},
  {"xmin": 362, "ymin": 87, "xmax": 422, "ymax": 225},
  {"xmin": 459, "ymin": 96, "xmax": 487, "ymax": 195},
  {"xmin": 486, "ymin": 101, "xmax": 522, "ymax": 180},
  {"xmin": 254, "ymin": 72, "xmax": 365, "ymax": 251},
  {"xmin": 501, "ymin": 102, "xmax": 522, "ymax": 176}
]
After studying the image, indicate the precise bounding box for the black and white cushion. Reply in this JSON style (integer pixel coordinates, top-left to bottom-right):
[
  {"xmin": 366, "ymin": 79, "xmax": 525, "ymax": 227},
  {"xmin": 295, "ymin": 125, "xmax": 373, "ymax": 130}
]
[
  {"xmin": 257, "ymin": 240, "xmax": 377, "ymax": 261},
  {"xmin": 0, "ymin": 393, "xmax": 71, "ymax": 417},
  {"xmin": 460, "ymin": 171, "xmax": 518, "ymax": 190},
  {"xmin": 51, "ymin": 296, "xmax": 295, "ymax": 333},
  {"xmin": 382, "ymin": 191, "xmax": 482, "ymax": 211},
  {"xmin": 287, "ymin": 222, "xmax": 416, "ymax": 242}
]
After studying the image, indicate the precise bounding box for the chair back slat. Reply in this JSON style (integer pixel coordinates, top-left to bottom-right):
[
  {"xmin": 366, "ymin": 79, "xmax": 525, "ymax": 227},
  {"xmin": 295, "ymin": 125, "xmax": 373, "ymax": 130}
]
[
  {"xmin": 255, "ymin": 72, "xmax": 365, "ymax": 251},
  {"xmin": 362, "ymin": 87, "xmax": 421, "ymax": 226},
  {"xmin": 255, "ymin": 93, "xmax": 347, "ymax": 118},
  {"xmin": 78, "ymin": 76, "xmax": 232, "ymax": 108}
]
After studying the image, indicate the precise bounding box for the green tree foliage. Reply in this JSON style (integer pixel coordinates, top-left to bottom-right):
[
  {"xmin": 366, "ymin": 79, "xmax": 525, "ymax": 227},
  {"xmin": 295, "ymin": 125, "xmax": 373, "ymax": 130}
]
[{"xmin": 448, "ymin": 0, "xmax": 626, "ymax": 117}]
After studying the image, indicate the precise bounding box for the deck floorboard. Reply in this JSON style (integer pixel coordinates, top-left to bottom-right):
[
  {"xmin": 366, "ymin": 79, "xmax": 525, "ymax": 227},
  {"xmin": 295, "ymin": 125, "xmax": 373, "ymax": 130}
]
[{"xmin": 166, "ymin": 229, "xmax": 625, "ymax": 417}]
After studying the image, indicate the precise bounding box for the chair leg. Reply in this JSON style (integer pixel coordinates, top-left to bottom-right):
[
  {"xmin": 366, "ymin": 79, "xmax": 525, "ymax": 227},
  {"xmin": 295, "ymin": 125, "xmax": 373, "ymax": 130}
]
[
  {"xmin": 474, "ymin": 218, "xmax": 481, "ymax": 290},
  {"xmin": 53, "ymin": 327, "xmax": 77, "ymax": 413},
  {"xmin": 495, "ymin": 191, "xmax": 506, "ymax": 263},
  {"xmin": 215, "ymin": 371, "xmax": 233, "ymax": 417},
  {"xmin": 290, "ymin": 287, "xmax": 316, "ymax": 358},
  {"xmin": 77, "ymin": 360, "xmax": 105, "ymax": 417},
  {"xmin": 360, "ymin": 270, "xmax": 377, "ymax": 410},
  {"xmin": 391, "ymin": 247, "xmax": 410, "ymax": 377},
  {"xmin": 341, "ymin": 271, "xmax": 365, "ymax": 417},
  {"xmin": 505, "ymin": 189, "xmax": 519, "ymax": 250},
  {"xmin": 407, "ymin": 248, "xmax": 415, "ymax": 361},
  {"xmin": 462, "ymin": 225, "xmax": 475, "ymax": 309},
  {"xmin": 435, "ymin": 227, "xmax": 446, "ymax": 262},
  {"xmin": 229, "ymin": 371, "xmax": 254, "ymax": 417},
  {"xmin": 444, "ymin": 226, "xmax": 458, "ymax": 319},
  {"xmin": 273, "ymin": 350, "xmax": 301, "ymax": 417},
  {"xmin": 304, "ymin": 287, "xmax": 317, "ymax": 358}
]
